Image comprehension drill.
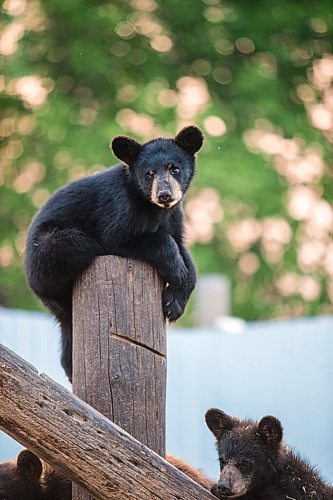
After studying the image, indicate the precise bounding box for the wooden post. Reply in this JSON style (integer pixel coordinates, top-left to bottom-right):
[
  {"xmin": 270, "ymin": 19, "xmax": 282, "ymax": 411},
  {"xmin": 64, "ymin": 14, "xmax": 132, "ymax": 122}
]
[{"xmin": 72, "ymin": 256, "xmax": 166, "ymax": 499}]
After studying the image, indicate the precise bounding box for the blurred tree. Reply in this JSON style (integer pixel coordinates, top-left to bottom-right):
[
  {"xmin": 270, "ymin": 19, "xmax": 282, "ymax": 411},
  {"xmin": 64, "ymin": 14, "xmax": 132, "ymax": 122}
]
[{"xmin": 1, "ymin": 0, "xmax": 333, "ymax": 322}]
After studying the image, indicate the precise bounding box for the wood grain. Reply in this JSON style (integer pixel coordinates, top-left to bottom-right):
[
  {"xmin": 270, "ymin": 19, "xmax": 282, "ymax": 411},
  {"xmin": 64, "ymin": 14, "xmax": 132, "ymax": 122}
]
[
  {"xmin": 72, "ymin": 256, "xmax": 166, "ymax": 499},
  {"xmin": 0, "ymin": 343, "xmax": 215, "ymax": 499}
]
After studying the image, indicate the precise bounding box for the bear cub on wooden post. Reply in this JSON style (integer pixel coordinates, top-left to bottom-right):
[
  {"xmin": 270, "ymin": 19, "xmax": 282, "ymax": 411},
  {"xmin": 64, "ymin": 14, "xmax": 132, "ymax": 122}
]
[
  {"xmin": 25, "ymin": 126, "xmax": 203, "ymax": 381},
  {"xmin": 206, "ymin": 408, "xmax": 333, "ymax": 499},
  {"xmin": 0, "ymin": 449, "xmax": 71, "ymax": 499}
]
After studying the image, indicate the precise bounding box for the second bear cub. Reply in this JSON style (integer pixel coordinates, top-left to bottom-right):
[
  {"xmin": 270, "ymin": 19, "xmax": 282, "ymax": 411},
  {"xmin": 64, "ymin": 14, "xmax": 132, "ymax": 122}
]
[
  {"xmin": 0, "ymin": 449, "xmax": 71, "ymax": 499},
  {"xmin": 206, "ymin": 408, "xmax": 333, "ymax": 499}
]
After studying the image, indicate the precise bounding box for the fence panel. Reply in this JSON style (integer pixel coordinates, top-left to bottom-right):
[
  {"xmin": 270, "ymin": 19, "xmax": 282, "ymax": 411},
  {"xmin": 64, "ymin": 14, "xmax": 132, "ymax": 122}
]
[{"xmin": 1, "ymin": 308, "xmax": 333, "ymax": 482}]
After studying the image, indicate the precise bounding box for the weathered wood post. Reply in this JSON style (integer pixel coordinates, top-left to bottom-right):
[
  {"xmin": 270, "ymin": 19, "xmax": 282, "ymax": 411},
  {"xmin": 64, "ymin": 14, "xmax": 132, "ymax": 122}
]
[{"xmin": 72, "ymin": 256, "xmax": 166, "ymax": 499}]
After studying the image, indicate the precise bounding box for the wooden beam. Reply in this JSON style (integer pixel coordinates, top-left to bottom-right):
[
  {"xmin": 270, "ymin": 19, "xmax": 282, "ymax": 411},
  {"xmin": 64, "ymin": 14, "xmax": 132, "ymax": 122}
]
[
  {"xmin": 0, "ymin": 344, "xmax": 215, "ymax": 499},
  {"xmin": 72, "ymin": 256, "xmax": 166, "ymax": 499}
]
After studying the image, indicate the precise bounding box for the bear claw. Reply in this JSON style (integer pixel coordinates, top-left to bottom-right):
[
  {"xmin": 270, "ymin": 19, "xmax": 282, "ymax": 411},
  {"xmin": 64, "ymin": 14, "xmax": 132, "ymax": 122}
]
[{"xmin": 162, "ymin": 289, "xmax": 185, "ymax": 322}]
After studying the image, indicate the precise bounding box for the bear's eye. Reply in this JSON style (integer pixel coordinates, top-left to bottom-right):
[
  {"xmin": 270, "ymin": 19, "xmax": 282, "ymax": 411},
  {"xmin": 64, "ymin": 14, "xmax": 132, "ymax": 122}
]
[
  {"xmin": 219, "ymin": 457, "xmax": 226, "ymax": 468},
  {"xmin": 238, "ymin": 459, "xmax": 252, "ymax": 470},
  {"xmin": 170, "ymin": 165, "xmax": 180, "ymax": 175},
  {"xmin": 145, "ymin": 170, "xmax": 154, "ymax": 180}
]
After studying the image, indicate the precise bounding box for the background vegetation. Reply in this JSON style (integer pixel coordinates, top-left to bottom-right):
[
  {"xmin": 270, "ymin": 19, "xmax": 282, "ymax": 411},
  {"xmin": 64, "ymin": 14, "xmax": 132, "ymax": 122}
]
[{"xmin": 1, "ymin": 0, "xmax": 333, "ymax": 323}]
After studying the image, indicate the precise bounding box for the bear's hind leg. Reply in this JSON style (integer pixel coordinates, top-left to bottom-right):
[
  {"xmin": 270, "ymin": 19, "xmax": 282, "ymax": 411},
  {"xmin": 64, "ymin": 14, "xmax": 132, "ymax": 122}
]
[
  {"xmin": 26, "ymin": 226, "xmax": 104, "ymax": 303},
  {"xmin": 60, "ymin": 321, "xmax": 73, "ymax": 382},
  {"xmin": 25, "ymin": 226, "xmax": 104, "ymax": 380}
]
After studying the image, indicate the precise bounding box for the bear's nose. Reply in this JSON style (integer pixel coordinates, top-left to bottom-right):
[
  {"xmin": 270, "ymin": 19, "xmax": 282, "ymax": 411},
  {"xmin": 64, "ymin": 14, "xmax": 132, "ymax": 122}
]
[
  {"xmin": 217, "ymin": 479, "xmax": 232, "ymax": 496},
  {"xmin": 158, "ymin": 190, "xmax": 173, "ymax": 203}
]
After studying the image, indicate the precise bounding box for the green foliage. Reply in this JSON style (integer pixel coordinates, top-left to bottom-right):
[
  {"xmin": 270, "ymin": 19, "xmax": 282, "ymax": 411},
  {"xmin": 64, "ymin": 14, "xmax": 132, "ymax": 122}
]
[{"xmin": 1, "ymin": 0, "xmax": 333, "ymax": 322}]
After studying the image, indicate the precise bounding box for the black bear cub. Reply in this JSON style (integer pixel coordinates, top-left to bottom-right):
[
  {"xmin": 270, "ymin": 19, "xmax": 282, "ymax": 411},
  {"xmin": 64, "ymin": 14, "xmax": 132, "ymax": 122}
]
[
  {"xmin": 25, "ymin": 126, "xmax": 203, "ymax": 381},
  {"xmin": 206, "ymin": 408, "xmax": 333, "ymax": 500},
  {"xmin": 0, "ymin": 449, "xmax": 71, "ymax": 499}
]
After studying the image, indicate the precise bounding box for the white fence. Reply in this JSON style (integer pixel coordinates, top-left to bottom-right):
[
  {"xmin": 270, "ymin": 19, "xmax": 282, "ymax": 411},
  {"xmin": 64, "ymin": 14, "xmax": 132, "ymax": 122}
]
[{"xmin": 0, "ymin": 308, "xmax": 332, "ymax": 483}]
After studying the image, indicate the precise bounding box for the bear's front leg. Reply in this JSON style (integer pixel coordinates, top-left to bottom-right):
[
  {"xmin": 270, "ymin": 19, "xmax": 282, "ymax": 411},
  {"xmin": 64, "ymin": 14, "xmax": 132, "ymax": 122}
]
[
  {"xmin": 162, "ymin": 244, "xmax": 196, "ymax": 322},
  {"xmin": 114, "ymin": 232, "xmax": 190, "ymax": 321}
]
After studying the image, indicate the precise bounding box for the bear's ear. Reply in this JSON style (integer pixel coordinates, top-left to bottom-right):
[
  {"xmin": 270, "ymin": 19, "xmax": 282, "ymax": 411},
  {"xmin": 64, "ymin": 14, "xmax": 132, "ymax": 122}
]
[
  {"xmin": 17, "ymin": 450, "xmax": 43, "ymax": 481},
  {"xmin": 111, "ymin": 136, "xmax": 143, "ymax": 166},
  {"xmin": 175, "ymin": 126, "xmax": 204, "ymax": 155},
  {"xmin": 258, "ymin": 416, "xmax": 283, "ymax": 446},
  {"xmin": 205, "ymin": 408, "xmax": 236, "ymax": 440}
]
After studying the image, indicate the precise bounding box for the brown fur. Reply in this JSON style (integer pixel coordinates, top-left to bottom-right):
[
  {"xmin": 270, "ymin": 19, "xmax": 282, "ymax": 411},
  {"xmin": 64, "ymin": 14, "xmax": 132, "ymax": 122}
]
[
  {"xmin": 0, "ymin": 450, "xmax": 71, "ymax": 500},
  {"xmin": 167, "ymin": 454, "xmax": 214, "ymax": 490}
]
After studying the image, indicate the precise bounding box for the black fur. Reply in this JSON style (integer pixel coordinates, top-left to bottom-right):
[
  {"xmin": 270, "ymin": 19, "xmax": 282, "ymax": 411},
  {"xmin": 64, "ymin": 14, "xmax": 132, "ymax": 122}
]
[
  {"xmin": 25, "ymin": 126, "xmax": 203, "ymax": 381},
  {"xmin": 206, "ymin": 408, "xmax": 333, "ymax": 499}
]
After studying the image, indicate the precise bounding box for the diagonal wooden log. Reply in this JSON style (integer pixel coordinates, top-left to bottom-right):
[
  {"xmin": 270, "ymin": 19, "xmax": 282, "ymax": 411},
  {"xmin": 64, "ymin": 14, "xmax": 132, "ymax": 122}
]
[{"xmin": 0, "ymin": 344, "xmax": 215, "ymax": 499}]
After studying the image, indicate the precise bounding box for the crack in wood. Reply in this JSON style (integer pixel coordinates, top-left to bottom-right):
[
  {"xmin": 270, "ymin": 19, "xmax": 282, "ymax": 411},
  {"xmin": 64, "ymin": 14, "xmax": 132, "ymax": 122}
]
[{"xmin": 110, "ymin": 332, "xmax": 166, "ymax": 359}]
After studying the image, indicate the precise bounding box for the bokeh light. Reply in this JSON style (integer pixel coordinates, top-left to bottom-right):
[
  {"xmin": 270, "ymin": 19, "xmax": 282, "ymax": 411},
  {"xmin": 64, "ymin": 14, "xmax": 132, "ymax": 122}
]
[{"xmin": 1, "ymin": 0, "xmax": 333, "ymax": 320}]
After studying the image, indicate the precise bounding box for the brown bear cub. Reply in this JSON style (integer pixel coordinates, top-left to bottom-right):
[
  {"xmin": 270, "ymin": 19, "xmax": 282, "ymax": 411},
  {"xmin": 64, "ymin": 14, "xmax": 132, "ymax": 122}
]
[
  {"xmin": 206, "ymin": 408, "xmax": 333, "ymax": 500},
  {"xmin": 0, "ymin": 449, "xmax": 71, "ymax": 500}
]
